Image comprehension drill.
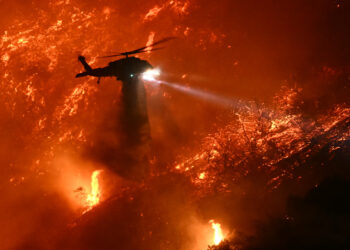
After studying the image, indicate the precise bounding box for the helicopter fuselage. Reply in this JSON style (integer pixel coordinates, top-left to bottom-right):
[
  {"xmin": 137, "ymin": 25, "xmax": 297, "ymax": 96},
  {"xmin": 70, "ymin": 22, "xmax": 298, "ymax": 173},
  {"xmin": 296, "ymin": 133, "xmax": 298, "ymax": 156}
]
[{"xmin": 75, "ymin": 56, "xmax": 153, "ymax": 82}]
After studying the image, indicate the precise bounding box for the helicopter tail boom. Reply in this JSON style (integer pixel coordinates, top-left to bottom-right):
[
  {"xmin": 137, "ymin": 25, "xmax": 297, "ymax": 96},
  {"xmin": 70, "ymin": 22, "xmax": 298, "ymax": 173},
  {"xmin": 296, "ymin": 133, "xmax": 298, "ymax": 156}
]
[
  {"xmin": 75, "ymin": 72, "xmax": 89, "ymax": 78},
  {"xmin": 78, "ymin": 55, "xmax": 92, "ymax": 72}
]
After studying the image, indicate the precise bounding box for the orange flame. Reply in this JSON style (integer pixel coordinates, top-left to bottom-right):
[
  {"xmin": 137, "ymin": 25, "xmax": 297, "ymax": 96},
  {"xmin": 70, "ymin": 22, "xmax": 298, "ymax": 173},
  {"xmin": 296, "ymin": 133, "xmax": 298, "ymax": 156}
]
[
  {"xmin": 209, "ymin": 220, "xmax": 224, "ymax": 245},
  {"xmin": 85, "ymin": 170, "xmax": 103, "ymax": 211}
]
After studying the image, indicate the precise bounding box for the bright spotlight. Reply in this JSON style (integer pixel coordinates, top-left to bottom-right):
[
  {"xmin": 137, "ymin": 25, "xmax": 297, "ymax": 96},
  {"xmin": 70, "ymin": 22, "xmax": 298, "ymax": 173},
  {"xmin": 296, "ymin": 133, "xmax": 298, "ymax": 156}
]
[{"xmin": 142, "ymin": 68, "xmax": 161, "ymax": 81}]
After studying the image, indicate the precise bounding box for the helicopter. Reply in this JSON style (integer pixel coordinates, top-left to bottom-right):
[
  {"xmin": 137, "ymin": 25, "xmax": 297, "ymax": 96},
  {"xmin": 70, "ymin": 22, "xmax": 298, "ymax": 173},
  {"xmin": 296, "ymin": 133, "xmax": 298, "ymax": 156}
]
[{"xmin": 75, "ymin": 37, "xmax": 174, "ymax": 83}]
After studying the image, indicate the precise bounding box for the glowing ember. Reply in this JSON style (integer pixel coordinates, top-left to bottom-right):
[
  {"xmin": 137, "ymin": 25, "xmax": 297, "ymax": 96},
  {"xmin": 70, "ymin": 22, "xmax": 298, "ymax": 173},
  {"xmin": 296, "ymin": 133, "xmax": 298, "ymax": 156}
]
[
  {"xmin": 86, "ymin": 170, "xmax": 103, "ymax": 211},
  {"xmin": 209, "ymin": 220, "xmax": 224, "ymax": 245},
  {"xmin": 144, "ymin": 5, "xmax": 163, "ymax": 21},
  {"xmin": 146, "ymin": 32, "xmax": 155, "ymax": 54}
]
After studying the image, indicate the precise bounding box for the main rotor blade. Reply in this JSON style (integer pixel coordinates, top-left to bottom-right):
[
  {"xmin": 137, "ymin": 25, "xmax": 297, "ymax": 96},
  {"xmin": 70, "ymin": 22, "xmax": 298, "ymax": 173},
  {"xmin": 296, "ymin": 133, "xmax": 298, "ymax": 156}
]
[
  {"xmin": 98, "ymin": 37, "xmax": 176, "ymax": 59},
  {"xmin": 123, "ymin": 47, "xmax": 165, "ymax": 56},
  {"xmin": 99, "ymin": 47, "xmax": 165, "ymax": 59},
  {"xmin": 97, "ymin": 53, "xmax": 123, "ymax": 59},
  {"xmin": 120, "ymin": 37, "xmax": 177, "ymax": 56},
  {"xmin": 148, "ymin": 37, "xmax": 176, "ymax": 47}
]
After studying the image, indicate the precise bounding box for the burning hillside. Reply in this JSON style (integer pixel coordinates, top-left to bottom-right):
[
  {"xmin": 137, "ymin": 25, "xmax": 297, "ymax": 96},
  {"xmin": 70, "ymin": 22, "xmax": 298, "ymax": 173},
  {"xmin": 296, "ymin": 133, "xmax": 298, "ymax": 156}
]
[
  {"xmin": 53, "ymin": 93, "xmax": 350, "ymax": 249},
  {"xmin": 1, "ymin": 0, "xmax": 350, "ymax": 249},
  {"xmin": 173, "ymin": 88, "xmax": 350, "ymax": 195}
]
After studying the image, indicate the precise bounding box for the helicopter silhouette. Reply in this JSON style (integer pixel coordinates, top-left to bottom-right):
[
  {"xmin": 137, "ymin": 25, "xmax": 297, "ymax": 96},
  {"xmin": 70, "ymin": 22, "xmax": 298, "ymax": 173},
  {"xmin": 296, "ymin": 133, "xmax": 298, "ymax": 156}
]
[
  {"xmin": 75, "ymin": 37, "xmax": 174, "ymax": 83},
  {"xmin": 76, "ymin": 38, "xmax": 176, "ymax": 177}
]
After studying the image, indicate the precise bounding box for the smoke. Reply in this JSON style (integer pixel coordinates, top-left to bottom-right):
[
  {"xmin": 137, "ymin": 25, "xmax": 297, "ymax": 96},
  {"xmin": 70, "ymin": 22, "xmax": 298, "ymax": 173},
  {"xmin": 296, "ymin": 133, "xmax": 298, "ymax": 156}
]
[{"xmin": 1, "ymin": 0, "xmax": 350, "ymax": 249}]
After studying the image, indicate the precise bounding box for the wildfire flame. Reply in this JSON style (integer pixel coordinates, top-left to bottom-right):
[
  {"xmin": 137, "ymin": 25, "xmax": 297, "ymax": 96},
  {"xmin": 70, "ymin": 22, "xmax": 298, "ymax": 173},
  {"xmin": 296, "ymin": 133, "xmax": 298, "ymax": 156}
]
[
  {"xmin": 85, "ymin": 170, "xmax": 103, "ymax": 211},
  {"xmin": 1, "ymin": 0, "xmax": 349, "ymax": 249},
  {"xmin": 209, "ymin": 220, "xmax": 224, "ymax": 246}
]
